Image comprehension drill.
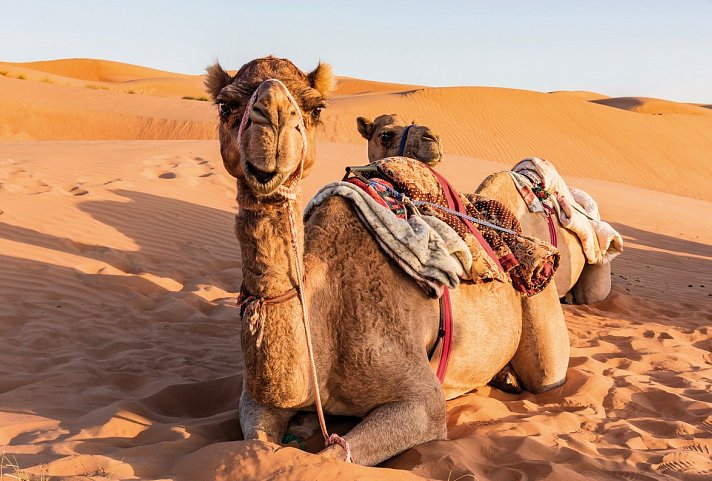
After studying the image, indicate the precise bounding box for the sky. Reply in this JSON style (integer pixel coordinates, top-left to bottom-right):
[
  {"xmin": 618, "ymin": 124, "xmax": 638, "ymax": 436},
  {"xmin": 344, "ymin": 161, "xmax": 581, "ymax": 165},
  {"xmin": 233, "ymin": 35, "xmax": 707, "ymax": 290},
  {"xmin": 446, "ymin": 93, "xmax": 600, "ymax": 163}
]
[{"xmin": 1, "ymin": 0, "xmax": 711, "ymax": 102}]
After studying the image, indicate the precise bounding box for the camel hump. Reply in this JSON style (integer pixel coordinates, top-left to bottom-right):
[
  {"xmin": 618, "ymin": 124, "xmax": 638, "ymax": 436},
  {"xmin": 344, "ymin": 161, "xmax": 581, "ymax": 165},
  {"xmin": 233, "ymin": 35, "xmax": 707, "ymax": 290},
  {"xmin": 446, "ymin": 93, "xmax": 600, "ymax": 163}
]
[{"xmin": 476, "ymin": 171, "xmax": 514, "ymax": 194}]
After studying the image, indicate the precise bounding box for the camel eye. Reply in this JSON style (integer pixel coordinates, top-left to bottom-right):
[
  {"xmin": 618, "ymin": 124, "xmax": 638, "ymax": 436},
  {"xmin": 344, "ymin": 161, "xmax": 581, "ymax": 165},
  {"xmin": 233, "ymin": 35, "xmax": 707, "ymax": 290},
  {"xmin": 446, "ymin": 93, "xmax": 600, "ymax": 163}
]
[
  {"xmin": 311, "ymin": 108, "xmax": 322, "ymax": 121},
  {"xmin": 379, "ymin": 130, "xmax": 395, "ymax": 144},
  {"xmin": 218, "ymin": 101, "xmax": 232, "ymax": 119}
]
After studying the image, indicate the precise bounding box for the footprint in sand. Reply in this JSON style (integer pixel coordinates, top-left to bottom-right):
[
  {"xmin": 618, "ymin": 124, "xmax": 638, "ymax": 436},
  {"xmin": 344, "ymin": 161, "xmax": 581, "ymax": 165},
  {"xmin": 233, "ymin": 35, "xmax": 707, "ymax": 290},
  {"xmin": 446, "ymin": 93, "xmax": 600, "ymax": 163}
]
[
  {"xmin": 699, "ymin": 416, "xmax": 712, "ymax": 434},
  {"xmin": 142, "ymin": 155, "xmax": 217, "ymax": 184},
  {"xmin": 66, "ymin": 183, "xmax": 89, "ymax": 196},
  {"xmin": 657, "ymin": 451, "xmax": 712, "ymax": 480},
  {"xmin": 683, "ymin": 439, "xmax": 712, "ymax": 455},
  {"xmin": 0, "ymin": 162, "xmax": 52, "ymax": 195},
  {"xmin": 102, "ymin": 177, "xmax": 135, "ymax": 189}
]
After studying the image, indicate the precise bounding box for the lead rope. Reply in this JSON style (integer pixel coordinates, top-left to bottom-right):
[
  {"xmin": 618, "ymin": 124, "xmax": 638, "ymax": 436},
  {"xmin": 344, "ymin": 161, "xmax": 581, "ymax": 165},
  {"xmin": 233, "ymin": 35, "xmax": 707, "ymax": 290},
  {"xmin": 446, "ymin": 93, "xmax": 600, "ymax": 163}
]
[{"xmin": 239, "ymin": 79, "xmax": 352, "ymax": 463}]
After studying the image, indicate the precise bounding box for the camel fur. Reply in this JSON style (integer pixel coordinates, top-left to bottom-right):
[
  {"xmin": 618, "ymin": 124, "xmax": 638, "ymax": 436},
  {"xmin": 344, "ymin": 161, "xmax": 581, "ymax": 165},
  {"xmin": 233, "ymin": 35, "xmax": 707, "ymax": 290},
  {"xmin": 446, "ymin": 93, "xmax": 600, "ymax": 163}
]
[{"xmin": 206, "ymin": 56, "xmax": 570, "ymax": 466}]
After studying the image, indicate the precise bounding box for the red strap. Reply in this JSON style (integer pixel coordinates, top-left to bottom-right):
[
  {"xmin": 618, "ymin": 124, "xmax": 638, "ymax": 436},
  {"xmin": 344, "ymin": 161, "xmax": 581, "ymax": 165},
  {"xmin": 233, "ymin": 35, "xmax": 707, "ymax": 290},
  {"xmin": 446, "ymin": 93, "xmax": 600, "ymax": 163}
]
[
  {"xmin": 346, "ymin": 178, "xmax": 389, "ymax": 210},
  {"xmin": 436, "ymin": 286, "xmax": 453, "ymax": 383},
  {"xmin": 543, "ymin": 204, "xmax": 558, "ymax": 247},
  {"xmin": 427, "ymin": 166, "xmax": 503, "ymax": 271}
]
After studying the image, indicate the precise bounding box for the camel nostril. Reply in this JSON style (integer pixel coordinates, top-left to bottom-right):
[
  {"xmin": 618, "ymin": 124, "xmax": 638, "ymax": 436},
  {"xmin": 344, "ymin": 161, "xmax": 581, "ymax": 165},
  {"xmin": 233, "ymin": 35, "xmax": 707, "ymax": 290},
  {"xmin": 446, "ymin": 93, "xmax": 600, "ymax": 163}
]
[{"xmin": 251, "ymin": 104, "xmax": 271, "ymax": 124}]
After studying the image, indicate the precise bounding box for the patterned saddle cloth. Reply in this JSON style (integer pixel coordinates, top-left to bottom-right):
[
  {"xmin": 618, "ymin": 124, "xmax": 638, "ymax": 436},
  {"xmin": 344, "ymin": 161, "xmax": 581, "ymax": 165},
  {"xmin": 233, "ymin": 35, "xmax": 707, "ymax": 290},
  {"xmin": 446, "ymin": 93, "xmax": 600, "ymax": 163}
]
[{"xmin": 347, "ymin": 157, "xmax": 560, "ymax": 296}]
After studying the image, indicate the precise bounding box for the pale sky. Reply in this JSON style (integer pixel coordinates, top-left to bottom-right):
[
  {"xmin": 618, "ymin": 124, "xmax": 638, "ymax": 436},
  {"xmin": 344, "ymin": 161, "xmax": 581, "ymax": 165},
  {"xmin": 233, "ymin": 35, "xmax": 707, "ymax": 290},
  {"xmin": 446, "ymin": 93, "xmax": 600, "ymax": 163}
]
[{"xmin": 2, "ymin": 0, "xmax": 710, "ymax": 102}]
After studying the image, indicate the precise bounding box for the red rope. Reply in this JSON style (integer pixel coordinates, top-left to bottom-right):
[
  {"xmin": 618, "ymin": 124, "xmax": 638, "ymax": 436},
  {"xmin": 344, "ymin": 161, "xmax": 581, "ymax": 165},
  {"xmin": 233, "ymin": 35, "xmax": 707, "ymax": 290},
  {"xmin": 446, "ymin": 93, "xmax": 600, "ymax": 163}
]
[
  {"xmin": 435, "ymin": 287, "xmax": 453, "ymax": 383},
  {"xmin": 543, "ymin": 204, "xmax": 558, "ymax": 247},
  {"xmin": 238, "ymin": 79, "xmax": 352, "ymax": 463}
]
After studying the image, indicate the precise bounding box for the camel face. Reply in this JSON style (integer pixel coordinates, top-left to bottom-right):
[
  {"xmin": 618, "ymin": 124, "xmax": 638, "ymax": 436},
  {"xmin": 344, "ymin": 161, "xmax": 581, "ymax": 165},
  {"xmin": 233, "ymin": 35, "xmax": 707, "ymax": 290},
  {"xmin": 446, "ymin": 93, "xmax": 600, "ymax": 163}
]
[
  {"xmin": 205, "ymin": 57, "xmax": 335, "ymax": 195},
  {"xmin": 357, "ymin": 114, "xmax": 443, "ymax": 166}
]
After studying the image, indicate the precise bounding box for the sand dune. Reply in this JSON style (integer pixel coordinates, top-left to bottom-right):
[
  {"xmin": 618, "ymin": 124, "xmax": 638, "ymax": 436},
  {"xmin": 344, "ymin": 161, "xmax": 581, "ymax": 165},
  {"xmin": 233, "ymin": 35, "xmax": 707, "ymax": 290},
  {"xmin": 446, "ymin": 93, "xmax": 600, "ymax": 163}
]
[
  {"xmin": 591, "ymin": 96, "xmax": 712, "ymax": 115},
  {"xmin": 1, "ymin": 59, "xmax": 711, "ymax": 480},
  {"xmin": 0, "ymin": 75, "xmax": 214, "ymax": 140},
  {"xmin": 2, "ymin": 58, "xmax": 712, "ymax": 203},
  {"xmin": 320, "ymin": 86, "xmax": 712, "ymax": 202},
  {"xmin": 549, "ymin": 90, "xmax": 610, "ymax": 101},
  {"xmin": 13, "ymin": 58, "xmax": 188, "ymax": 82},
  {"xmin": 1, "ymin": 58, "xmax": 209, "ymax": 100},
  {"xmin": 334, "ymin": 76, "xmax": 423, "ymax": 96}
]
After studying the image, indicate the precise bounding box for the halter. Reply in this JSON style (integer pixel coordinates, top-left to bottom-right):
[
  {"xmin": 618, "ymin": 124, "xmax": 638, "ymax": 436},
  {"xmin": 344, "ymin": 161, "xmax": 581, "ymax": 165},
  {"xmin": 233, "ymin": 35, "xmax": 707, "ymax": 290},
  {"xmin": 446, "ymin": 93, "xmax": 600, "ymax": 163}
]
[
  {"xmin": 237, "ymin": 78, "xmax": 308, "ymax": 201},
  {"xmin": 397, "ymin": 123, "xmax": 414, "ymax": 157},
  {"xmin": 236, "ymin": 78, "xmax": 352, "ymax": 462}
]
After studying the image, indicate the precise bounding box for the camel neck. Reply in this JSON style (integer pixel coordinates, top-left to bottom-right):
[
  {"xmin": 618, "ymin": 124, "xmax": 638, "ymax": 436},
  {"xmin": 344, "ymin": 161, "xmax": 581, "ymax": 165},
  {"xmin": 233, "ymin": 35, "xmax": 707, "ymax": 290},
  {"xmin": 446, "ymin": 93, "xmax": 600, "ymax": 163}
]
[
  {"xmin": 235, "ymin": 184, "xmax": 311, "ymax": 408},
  {"xmin": 235, "ymin": 187, "xmax": 304, "ymax": 297}
]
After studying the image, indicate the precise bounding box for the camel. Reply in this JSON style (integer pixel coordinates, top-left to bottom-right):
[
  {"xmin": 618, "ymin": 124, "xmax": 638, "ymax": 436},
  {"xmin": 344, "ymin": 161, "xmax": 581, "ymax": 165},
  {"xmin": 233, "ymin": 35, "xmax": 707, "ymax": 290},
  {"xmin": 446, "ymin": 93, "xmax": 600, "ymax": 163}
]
[
  {"xmin": 206, "ymin": 56, "xmax": 570, "ymax": 466},
  {"xmin": 357, "ymin": 114, "xmax": 443, "ymax": 167},
  {"xmin": 360, "ymin": 118, "xmax": 612, "ymax": 304}
]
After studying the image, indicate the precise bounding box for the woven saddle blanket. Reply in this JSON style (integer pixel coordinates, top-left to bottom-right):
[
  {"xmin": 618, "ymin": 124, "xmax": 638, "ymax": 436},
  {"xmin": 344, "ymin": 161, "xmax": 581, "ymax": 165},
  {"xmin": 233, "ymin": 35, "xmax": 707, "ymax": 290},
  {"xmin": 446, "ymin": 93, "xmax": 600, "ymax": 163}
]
[{"xmin": 349, "ymin": 157, "xmax": 560, "ymax": 296}]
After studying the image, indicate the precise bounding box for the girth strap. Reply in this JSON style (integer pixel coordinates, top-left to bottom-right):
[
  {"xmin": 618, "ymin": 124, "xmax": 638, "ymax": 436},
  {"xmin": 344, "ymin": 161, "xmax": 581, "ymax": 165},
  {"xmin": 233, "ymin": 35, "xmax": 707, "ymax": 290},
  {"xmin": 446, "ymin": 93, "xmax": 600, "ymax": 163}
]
[
  {"xmin": 426, "ymin": 286, "xmax": 454, "ymax": 383},
  {"xmin": 543, "ymin": 204, "xmax": 558, "ymax": 247},
  {"xmin": 426, "ymin": 165, "xmax": 504, "ymax": 271}
]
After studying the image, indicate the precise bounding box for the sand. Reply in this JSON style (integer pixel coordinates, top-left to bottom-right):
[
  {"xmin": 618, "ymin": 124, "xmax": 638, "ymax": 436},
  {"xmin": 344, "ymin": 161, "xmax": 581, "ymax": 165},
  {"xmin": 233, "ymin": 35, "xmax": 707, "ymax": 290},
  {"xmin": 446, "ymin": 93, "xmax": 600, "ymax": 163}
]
[{"xmin": 1, "ymin": 59, "xmax": 711, "ymax": 481}]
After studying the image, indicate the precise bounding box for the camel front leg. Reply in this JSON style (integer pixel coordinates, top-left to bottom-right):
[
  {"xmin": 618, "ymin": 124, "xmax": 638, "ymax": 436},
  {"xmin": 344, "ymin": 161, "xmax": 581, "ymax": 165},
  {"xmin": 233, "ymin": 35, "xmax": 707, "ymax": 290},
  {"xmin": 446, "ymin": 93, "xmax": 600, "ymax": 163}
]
[
  {"xmin": 511, "ymin": 283, "xmax": 570, "ymax": 393},
  {"xmin": 319, "ymin": 384, "xmax": 447, "ymax": 466},
  {"xmin": 570, "ymin": 262, "xmax": 612, "ymax": 304},
  {"xmin": 239, "ymin": 377, "xmax": 296, "ymax": 443}
]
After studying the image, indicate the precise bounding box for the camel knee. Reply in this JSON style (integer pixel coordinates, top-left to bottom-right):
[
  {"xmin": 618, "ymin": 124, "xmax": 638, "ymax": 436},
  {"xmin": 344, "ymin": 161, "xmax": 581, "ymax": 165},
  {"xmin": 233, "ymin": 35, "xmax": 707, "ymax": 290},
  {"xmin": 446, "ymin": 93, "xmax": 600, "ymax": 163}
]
[
  {"xmin": 239, "ymin": 383, "xmax": 295, "ymax": 443},
  {"xmin": 570, "ymin": 262, "xmax": 612, "ymax": 304},
  {"xmin": 514, "ymin": 285, "xmax": 570, "ymax": 393},
  {"xmin": 339, "ymin": 387, "xmax": 446, "ymax": 466}
]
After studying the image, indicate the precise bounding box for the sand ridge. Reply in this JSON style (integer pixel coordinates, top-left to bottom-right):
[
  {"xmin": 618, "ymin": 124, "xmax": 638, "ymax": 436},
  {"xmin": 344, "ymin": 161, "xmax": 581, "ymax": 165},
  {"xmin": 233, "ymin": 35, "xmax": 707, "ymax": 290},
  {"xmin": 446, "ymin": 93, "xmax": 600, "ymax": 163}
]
[
  {"xmin": 0, "ymin": 58, "xmax": 711, "ymax": 480},
  {"xmin": 3, "ymin": 58, "xmax": 712, "ymax": 202}
]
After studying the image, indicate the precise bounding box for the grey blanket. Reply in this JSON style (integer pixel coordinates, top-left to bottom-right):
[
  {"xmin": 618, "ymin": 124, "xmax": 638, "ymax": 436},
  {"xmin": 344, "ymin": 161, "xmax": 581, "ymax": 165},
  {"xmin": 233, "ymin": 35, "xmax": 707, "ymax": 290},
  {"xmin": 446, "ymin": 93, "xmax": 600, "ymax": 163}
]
[{"xmin": 304, "ymin": 181, "xmax": 473, "ymax": 298}]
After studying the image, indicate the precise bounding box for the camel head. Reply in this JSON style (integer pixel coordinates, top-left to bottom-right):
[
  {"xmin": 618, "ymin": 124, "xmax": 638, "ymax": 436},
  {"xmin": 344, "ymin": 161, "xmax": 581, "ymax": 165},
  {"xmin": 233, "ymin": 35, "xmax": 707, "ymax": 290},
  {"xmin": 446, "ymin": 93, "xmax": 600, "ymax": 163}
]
[
  {"xmin": 357, "ymin": 114, "xmax": 443, "ymax": 166},
  {"xmin": 205, "ymin": 56, "xmax": 335, "ymax": 197}
]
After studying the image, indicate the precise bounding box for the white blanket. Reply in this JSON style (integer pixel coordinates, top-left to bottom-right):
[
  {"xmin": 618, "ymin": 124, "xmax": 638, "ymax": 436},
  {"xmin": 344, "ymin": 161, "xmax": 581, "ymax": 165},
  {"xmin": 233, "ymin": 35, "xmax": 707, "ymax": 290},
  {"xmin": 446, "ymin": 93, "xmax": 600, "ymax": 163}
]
[
  {"xmin": 305, "ymin": 181, "xmax": 473, "ymax": 297},
  {"xmin": 512, "ymin": 157, "xmax": 623, "ymax": 265}
]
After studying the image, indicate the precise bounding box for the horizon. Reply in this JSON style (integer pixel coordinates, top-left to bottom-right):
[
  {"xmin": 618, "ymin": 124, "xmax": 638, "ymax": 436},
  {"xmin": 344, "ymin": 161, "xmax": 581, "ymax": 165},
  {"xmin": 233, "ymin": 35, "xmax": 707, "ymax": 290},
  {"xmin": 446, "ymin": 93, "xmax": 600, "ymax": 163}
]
[{"xmin": 1, "ymin": 1, "xmax": 711, "ymax": 103}]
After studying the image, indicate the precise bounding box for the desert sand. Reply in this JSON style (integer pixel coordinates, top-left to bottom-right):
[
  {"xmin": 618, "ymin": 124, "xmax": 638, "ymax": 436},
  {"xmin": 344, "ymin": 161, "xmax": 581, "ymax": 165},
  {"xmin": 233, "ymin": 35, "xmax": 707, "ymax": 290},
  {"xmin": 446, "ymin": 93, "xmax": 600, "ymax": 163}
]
[{"xmin": 0, "ymin": 59, "xmax": 711, "ymax": 481}]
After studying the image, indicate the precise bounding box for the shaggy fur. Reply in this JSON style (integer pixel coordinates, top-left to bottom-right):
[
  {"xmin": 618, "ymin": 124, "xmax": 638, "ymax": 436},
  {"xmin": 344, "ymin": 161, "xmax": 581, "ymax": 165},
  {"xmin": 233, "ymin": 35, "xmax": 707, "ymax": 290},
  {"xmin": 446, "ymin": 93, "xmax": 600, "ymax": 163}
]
[
  {"xmin": 208, "ymin": 56, "xmax": 570, "ymax": 465},
  {"xmin": 357, "ymin": 114, "xmax": 443, "ymax": 166}
]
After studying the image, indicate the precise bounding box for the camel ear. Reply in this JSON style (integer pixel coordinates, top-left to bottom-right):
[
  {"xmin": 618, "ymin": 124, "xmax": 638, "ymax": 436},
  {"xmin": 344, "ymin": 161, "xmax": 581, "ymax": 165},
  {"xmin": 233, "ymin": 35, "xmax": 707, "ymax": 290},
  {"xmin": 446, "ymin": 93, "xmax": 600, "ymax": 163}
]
[
  {"xmin": 357, "ymin": 117, "xmax": 374, "ymax": 140},
  {"xmin": 205, "ymin": 62, "xmax": 232, "ymax": 101},
  {"xmin": 308, "ymin": 62, "xmax": 336, "ymax": 98}
]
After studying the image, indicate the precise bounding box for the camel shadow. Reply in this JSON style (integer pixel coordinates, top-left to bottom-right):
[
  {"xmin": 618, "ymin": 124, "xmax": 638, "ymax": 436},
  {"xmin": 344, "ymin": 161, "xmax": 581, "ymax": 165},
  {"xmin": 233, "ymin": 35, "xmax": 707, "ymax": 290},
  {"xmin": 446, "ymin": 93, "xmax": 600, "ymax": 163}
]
[
  {"xmin": 0, "ymin": 250, "xmax": 245, "ymax": 477},
  {"xmin": 0, "ymin": 190, "xmax": 248, "ymax": 477},
  {"xmin": 602, "ymin": 222, "xmax": 712, "ymax": 320},
  {"xmin": 0, "ymin": 189, "xmax": 241, "ymax": 295}
]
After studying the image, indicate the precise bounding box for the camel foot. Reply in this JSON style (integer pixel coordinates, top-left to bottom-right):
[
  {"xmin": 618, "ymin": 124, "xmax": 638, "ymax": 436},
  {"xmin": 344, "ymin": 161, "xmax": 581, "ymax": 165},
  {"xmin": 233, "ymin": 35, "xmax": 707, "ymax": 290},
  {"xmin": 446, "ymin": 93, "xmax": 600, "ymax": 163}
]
[{"xmin": 318, "ymin": 442, "xmax": 350, "ymax": 463}]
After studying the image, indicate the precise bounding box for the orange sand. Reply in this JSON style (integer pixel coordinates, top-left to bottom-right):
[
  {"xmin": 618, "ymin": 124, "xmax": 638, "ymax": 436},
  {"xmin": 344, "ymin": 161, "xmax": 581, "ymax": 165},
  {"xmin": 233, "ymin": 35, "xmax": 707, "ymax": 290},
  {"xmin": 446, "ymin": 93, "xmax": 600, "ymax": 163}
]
[{"xmin": 0, "ymin": 59, "xmax": 711, "ymax": 481}]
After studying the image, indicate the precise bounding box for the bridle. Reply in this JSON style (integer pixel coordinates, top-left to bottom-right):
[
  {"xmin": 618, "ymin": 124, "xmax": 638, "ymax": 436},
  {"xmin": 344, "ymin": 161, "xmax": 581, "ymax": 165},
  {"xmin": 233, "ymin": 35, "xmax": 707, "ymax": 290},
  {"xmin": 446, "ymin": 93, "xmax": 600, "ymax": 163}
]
[
  {"xmin": 397, "ymin": 123, "xmax": 414, "ymax": 157},
  {"xmin": 235, "ymin": 78, "xmax": 352, "ymax": 462},
  {"xmin": 236, "ymin": 78, "xmax": 307, "ymax": 201}
]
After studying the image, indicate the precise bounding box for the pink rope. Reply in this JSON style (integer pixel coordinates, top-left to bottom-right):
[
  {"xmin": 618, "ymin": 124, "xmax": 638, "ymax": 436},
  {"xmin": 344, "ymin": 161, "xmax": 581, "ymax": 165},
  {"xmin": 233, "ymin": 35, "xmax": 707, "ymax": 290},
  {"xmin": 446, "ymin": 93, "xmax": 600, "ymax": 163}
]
[
  {"xmin": 327, "ymin": 433, "xmax": 353, "ymax": 463},
  {"xmin": 239, "ymin": 79, "xmax": 352, "ymax": 463}
]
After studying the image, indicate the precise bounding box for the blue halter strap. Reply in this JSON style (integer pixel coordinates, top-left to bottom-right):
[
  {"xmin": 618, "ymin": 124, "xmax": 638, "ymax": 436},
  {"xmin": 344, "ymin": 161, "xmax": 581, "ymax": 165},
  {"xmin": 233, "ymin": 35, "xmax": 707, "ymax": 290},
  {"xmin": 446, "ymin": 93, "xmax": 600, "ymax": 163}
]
[{"xmin": 397, "ymin": 124, "xmax": 413, "ymax": 156}]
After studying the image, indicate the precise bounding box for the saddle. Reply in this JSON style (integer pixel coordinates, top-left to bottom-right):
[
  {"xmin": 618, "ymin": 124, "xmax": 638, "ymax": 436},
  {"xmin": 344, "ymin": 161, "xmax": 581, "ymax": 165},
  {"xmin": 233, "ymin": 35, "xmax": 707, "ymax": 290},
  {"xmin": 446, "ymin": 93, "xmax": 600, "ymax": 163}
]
[{"xmin": 344, "ymin": 157, "xmax": 560, "ymax": 296}]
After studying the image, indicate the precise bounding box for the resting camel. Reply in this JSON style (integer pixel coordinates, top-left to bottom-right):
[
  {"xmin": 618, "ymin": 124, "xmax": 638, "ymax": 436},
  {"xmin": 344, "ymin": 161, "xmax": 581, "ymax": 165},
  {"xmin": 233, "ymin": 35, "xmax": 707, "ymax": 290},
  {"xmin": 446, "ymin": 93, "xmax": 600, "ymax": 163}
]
[
  {"xmin": 359, "ymin": 118, "xmax": 612, "ymax": 304},
  {"xmin": 206, "ymin": 56, "xmax": 570, "ymax": 466},
  {"xmin": 357, "ymin": 114, "xmax": 443, "ymax": 167}
]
